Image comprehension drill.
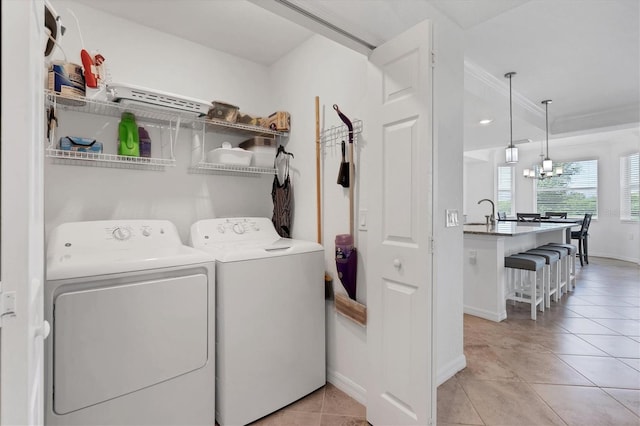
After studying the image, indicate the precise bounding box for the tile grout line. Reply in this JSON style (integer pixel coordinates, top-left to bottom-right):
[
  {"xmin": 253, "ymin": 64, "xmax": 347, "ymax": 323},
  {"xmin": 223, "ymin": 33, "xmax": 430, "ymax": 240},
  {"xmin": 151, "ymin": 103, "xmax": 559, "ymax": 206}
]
[{"xmin": 455, "ymin": 376, "xmax": 488, "ymax": 426}]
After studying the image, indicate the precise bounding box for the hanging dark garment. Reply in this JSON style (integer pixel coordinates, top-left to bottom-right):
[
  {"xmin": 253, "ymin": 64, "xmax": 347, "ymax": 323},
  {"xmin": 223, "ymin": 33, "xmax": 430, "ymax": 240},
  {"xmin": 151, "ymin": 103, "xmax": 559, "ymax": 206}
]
[{"xmin": 272, "ymin": 153, "xmax": 292, "ymax": 238}]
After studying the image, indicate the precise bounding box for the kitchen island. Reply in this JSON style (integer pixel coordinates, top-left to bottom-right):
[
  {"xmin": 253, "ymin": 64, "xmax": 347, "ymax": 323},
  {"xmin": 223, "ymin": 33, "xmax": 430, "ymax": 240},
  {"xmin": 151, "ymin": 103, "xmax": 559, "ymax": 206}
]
[{"xmin": 463, "ymin": 222, "xmax": 574, "ymax": 322}]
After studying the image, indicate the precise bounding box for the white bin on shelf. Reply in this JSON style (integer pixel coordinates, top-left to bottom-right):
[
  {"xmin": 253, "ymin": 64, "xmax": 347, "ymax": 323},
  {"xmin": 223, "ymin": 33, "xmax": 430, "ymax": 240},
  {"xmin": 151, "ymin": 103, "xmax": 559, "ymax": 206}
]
[{"xmin": 206, "ymin": 147, "xmax": 252, "ymax": 166}]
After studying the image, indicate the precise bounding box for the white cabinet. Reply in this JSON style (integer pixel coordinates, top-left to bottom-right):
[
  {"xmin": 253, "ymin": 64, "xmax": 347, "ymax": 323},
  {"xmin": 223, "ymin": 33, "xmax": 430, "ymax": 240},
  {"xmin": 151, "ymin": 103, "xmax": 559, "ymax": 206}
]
[{"xmin": 45, "ymin": 90, "xmax": 287, "ymax": 175}]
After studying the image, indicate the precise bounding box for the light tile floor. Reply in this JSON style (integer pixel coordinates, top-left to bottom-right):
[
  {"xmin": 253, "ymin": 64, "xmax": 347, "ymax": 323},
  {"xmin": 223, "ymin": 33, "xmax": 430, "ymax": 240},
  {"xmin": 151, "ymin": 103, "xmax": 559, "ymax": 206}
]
[
  {"xmin": 249, "ymin": 384, "xmax": 366, "ymax": 426},
  {"xmin": 245, "ymin": 257, "xmax": 639, "ymax": 426},
  {"xmin": 439, "ymin": 257, "xmax": 640, "ymax": 426}
]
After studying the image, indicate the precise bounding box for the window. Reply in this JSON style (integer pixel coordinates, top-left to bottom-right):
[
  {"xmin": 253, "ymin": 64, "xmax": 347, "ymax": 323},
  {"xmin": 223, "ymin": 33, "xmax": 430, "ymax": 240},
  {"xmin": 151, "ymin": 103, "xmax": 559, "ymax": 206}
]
[
  {"xmin": 536, "ymin": 159, "xmax": 598, "ymax": 218},
  {"xmin": 620, "ymin": 152, "xmax": 639, "ymax": 221},
  {"xmin": 497, "ymin": 166, "xmax": 514, "ymax": 216}
]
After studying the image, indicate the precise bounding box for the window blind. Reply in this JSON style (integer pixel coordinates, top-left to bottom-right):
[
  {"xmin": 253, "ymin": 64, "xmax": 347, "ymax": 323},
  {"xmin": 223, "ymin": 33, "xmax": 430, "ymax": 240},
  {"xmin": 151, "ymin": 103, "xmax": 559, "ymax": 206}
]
[
  {"xmin": 497, "ymin": 166, "xmax": 514, "ymax": 216},
  {"xmin": 536, "ymin": 159, "xmax": 598, "ymax": 218},
  {"xmin": 620, "ymin": 152, "xmax": 639, "ymax": 221}
]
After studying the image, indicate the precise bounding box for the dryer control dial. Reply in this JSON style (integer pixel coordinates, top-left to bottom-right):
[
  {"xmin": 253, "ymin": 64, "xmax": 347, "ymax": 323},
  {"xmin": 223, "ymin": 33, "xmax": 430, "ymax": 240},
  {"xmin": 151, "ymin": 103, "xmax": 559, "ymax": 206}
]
[
  {"xmin": 112, "ymin": 227, "xmax": 132, "ymax": 241},
  {"xmin": 232, "ymin": 223, "xmax": 245, "ymax": 234}
]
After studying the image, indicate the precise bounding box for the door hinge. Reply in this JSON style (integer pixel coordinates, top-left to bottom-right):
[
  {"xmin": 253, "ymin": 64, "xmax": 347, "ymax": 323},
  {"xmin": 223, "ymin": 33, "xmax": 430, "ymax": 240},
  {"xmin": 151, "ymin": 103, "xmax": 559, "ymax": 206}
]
[
  {"xmin": 0, "ymin": 290, "xmax": 17, "ymax": 328},
  {"xmin": 430, "ymin": 236, "xmax": 436, "ymax": 253},
  {"xmin": 431, "ymin": 50, "xmax": 436, "ymax": 68}
]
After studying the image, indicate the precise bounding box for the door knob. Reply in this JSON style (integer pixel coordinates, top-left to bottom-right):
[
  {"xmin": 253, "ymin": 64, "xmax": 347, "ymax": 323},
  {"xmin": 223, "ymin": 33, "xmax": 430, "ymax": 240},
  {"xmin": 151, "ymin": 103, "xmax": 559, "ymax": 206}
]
[
  {"xmin": 36, "ymin": 320, "xmax": 51, "ymax": 340},
  {"xmin": 393, "ymin": 258, "xmax": 402, "ymax": 268}
]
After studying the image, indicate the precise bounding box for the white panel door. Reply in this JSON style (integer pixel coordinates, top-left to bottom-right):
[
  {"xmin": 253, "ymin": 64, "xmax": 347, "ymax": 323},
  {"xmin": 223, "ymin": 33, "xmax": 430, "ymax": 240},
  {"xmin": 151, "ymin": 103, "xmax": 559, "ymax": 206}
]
[
  {"xmin": 1, "ymin": 0, "xmax": 46, "ymax": 425},
  {"xmin": 366, "ymin": 20, "xmax": 434, "ymax": 426}
]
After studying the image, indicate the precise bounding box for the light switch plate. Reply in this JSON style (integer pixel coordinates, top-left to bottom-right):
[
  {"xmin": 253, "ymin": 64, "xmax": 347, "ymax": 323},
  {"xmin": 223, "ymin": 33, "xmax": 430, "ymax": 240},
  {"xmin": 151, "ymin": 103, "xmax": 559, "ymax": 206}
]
[
  {"xmin": 359, "ymin": 209, "xmax": 368, "ymax": 231},
  {"xmin": 445, "ymin": 209, "xmax": 459, "ymax": 227}
]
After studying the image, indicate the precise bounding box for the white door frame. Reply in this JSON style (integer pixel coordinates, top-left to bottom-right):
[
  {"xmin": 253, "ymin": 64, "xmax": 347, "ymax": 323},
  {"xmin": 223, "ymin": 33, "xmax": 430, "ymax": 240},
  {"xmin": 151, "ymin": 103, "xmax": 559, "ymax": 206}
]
[{"xmin": 1, "ymin": 0, "xmax": 46, "ymax": 424}]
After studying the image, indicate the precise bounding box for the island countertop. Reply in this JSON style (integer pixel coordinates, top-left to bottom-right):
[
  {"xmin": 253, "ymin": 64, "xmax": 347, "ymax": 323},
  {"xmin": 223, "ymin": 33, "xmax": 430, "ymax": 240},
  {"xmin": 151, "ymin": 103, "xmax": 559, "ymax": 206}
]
[
  {"xmin": 463, "ymin": 221, "xmax": 574, "ymax": 237},
  {"xmin": 463, "ymin": 221, "xmax": 573, "ymax": 322}
]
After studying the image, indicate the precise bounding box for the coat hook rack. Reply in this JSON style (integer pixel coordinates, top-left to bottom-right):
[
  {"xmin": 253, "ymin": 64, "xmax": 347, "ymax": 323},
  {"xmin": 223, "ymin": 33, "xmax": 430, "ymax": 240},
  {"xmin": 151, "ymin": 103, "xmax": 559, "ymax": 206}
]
[{"xmin": 320, "ymin": 120, "xmax": 363, "ymax": 147}]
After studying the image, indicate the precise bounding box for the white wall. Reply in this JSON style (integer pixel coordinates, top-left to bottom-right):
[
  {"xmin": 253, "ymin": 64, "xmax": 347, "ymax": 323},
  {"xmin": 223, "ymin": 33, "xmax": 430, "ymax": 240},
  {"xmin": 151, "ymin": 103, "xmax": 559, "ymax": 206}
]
[
  {"xmin": 46, "ymin": 1, "xmax": 277, "ymax": 242},
  {"xmin": 269, "ymin": 33, "xmax": 369, "ymax": 401},
  {"xmin": 463, "ymin": 127, "xmax": 640, "ymax": 263},
  {"xmin": 1, "ymin": 0, "xmax": 46, "ymax": 423},
  {"xmin": 429, "ymin": 9, "xmax": 466, "ymax": 385}
]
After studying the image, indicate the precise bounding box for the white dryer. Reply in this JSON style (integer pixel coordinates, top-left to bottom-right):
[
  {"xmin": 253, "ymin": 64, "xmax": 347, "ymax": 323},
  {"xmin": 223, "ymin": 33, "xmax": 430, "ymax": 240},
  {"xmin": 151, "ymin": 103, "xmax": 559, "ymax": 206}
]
[
  {"xmin": 189, "ymin": 217, "xmax": 325, "ymax": 426},
  {"xmin": 45, "ymin": 220, "xmax": 215, "ymax": 426}
]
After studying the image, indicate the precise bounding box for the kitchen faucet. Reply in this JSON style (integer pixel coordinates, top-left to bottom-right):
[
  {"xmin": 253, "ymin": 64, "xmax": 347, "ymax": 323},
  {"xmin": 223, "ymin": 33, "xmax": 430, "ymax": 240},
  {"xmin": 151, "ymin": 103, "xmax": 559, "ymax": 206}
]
[{"xmin": 478, "ymin": 199, "xmax": 496, "ymax": 225}]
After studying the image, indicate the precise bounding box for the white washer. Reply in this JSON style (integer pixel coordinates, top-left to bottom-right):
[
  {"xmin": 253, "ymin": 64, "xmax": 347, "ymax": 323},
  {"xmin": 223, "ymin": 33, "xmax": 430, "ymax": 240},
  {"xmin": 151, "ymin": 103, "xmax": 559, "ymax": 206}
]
[
  {"xmin": 189, "ymin": 217, "xmax": 325, "ymax": 426},
  {"xmin": 45, "ymin": 220, "xmax": 215, "ymax": 426}
]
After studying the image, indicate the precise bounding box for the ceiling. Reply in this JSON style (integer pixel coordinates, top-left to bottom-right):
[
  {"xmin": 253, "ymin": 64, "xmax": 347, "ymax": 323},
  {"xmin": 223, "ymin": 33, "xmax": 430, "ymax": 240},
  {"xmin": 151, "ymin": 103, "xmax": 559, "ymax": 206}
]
[{"xmin": 73, "ymin": 0, "xmax": 640, "ymax": 152}]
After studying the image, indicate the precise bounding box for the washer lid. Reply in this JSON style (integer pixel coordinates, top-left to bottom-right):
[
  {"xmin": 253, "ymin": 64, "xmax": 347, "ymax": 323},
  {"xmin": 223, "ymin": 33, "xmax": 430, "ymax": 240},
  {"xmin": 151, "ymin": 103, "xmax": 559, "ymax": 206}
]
[
  {"xmin": 204, "ymin": 238, "xmax": 323, "ymax": 262},
  {"xmin": 190, "ymin": 217, "xmax": 323, "ymax": 262},
  {"xmin": 46, "ymin": 220, "xmax": 214, "ymax": 280}
]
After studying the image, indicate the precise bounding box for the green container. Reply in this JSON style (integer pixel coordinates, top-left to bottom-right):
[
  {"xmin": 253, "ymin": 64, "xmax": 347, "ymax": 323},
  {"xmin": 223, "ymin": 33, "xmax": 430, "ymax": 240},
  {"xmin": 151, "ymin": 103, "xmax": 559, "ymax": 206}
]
[{"xmin": 118, "ymin": 112, "xmax": 140, "ymax": 157}]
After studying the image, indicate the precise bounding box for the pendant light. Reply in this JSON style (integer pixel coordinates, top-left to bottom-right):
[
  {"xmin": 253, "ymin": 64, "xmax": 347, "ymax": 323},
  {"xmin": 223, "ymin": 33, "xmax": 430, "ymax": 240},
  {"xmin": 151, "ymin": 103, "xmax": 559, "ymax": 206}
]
[
  {"xmin": 504, "ymin": 72, "xmax": 518, "ymax": 163},
  {"xmin": 542, "ymin": 99, "xmax": 553, "ymax": 172}
]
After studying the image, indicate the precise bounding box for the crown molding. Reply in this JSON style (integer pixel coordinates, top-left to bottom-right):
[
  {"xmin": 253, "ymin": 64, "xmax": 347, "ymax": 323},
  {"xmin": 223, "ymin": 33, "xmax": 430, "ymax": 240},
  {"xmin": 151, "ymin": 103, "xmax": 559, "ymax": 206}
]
[
  {"xmin": 552, "ymin": 103, "xmax": 640, "ymax": 135},
  {"xmin": 464, "ymin": 59, "xmax": 544, "ymax": 119}
]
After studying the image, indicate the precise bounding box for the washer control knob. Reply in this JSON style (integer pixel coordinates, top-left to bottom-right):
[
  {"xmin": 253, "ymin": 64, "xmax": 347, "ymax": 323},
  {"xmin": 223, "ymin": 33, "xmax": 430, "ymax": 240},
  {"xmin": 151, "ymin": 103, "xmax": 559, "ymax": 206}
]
[
  {"xmin": 232, "ymin": 223, "xmax": 245, "ymax": 234},
  {"xmin": 113, "ymin": 227, "xmax": 131, "ymax": 241},
  {"xmin": 217, "ymin": 225, "xmax": 226, "ymax": 234},
  {"xmin": 142, "ymin": 228, "xmax": 151, "ymax": 237}
]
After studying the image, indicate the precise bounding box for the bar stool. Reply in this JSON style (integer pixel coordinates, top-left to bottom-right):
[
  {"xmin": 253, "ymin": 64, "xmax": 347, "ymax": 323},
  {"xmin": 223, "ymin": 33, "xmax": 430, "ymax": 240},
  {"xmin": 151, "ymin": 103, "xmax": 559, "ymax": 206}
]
[
  {"xmin": 504, "ymin": 254, "xmax": 546, "ymax": 320},
  {"xmin": 547, "ymin": 243, "xmax": 577, "ymax": 290},
  {"xmin": 525, "ymin": 249, "xmax": 561, "ymax": 308},
  {"xmin": 538, "ymin": 245, "xmax": 570, "ymax": 295}
]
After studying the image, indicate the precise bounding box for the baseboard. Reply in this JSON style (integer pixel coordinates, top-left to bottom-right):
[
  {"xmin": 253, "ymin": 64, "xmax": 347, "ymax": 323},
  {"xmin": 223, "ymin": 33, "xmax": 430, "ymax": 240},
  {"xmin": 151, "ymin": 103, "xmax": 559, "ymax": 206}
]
[
  {"xmin": 587, "ymin": 252, "xmax": 640, "ymax": 265},
  {"xmin": 463, "ymin": 305, "xmax": 506, "ymax": 322},
  {"xmin": 326, "ymin": 368, "xmax": 367, "ymax": 405},
  {"xmin": 437, "ymin": 354, "xmax": 467, "ymax": 386}
]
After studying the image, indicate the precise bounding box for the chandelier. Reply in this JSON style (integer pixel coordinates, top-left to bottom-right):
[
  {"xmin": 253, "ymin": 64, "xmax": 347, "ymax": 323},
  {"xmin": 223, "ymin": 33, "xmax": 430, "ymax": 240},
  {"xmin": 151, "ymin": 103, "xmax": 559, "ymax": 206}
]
[{"xmin": 523, "ymin": 99, "xmax": 563, "ymax": 179}]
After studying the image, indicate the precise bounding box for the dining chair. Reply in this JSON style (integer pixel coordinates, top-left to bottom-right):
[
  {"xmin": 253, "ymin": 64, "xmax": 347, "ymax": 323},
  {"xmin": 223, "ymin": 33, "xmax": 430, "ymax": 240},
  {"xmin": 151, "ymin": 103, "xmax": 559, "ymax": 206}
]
[
  {"xmin": 571, "ymin": 213, "xmax": 592, "ymax": 266},
  {"xmin": 545, "ymin": 212, "xmax": 567, "ymax": 219},
  {"xmin": 498, "ymin": 212, "xmax": 507, "ymax": 220},
  {"xmin": 517, "ymin": 213, "xmax": 541, "ymax": 222}
]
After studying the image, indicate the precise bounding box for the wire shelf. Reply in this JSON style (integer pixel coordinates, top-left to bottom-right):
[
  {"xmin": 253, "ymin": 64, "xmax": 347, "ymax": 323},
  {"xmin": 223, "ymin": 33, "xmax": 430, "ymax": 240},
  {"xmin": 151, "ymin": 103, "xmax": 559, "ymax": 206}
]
[
  {"xmin": 190, "ymin": 162, "xmax": 276, "ymax": 176},
  {"xmin": 46, "ymin": 90, "xmax": 289, "ymax": 137},
  {"xmin": 320, "ymin": 119, "xmax": 363, "ymax": 146},
  {"xmin": 45, "ymin": 90, "xmax": 290, "ymax": 175},
  {"xmin": 46, "ymin": 90, "xmax": 199, "ymax": 126},
  {"xmin": 205, "ymin": 119, "xmax": 288, "ymax": 138},
  {"xmin": 46, "ymin": 149, "xmax": 175, "ymax": 171}
]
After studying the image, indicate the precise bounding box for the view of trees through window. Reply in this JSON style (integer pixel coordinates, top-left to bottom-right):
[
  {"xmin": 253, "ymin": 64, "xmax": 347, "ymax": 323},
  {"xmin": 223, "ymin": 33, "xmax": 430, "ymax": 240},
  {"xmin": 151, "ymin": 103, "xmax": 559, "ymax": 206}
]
[
  {"xmin": 536, "ymin": 160, "xmax": 598, "ymax": 218},
  {"xmin": 497, "ymin": 166, "xmax": 513, "ymax": 216},
  {"xmin": 621, "ymin": 152, "xmax": 639, "ymax": 221}
]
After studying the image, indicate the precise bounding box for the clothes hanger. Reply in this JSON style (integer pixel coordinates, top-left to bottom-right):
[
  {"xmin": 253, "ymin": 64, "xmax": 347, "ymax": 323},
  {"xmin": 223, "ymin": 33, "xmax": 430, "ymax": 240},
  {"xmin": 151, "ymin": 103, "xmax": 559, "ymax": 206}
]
[{"xmin": 277, "ymin": 145, "xmax": 294, "ymax": 158}]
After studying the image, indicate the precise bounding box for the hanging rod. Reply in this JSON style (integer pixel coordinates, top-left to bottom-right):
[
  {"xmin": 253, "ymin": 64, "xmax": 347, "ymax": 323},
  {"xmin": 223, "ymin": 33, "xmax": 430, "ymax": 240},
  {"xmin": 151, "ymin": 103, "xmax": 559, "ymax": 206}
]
[{"xmin": 273, "ymin": 0, "xmax": 376, "ymax": 51}]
